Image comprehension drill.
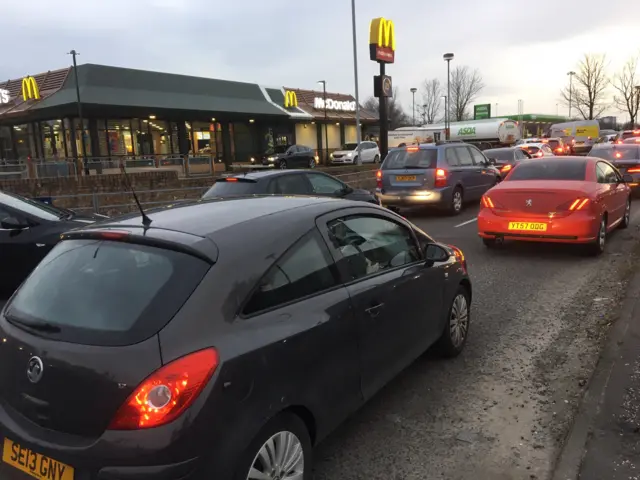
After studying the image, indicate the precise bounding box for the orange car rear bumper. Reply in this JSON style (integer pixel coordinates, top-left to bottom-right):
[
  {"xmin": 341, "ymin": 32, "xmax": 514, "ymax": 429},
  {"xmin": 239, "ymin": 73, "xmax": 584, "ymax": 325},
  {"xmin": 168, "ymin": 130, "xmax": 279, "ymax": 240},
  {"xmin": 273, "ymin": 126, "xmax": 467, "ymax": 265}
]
[{"xmin": 477, "ymin": 209, "xmax": 599, "ymax": 244}]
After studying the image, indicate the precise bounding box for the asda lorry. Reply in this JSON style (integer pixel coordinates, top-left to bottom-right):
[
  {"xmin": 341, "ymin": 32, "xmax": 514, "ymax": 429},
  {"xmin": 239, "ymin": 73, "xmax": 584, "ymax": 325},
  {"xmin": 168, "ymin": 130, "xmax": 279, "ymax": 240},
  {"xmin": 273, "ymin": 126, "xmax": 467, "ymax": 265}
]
[{"xmin": 390, "ymin": 118, "xmax": 521, "ymax": 149}]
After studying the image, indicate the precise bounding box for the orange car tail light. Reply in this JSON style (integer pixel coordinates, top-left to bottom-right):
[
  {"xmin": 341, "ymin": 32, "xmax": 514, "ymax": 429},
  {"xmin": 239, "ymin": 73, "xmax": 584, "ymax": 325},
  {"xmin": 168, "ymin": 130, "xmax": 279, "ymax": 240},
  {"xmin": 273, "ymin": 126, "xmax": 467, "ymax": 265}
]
[
  {"xmin": 406, "ymin": 146, "xmax": 419, "ymax": 152},
  {"xmin": 627, "ymin": 167, "xmax": 640, "ymax": 173},
  {"xmin": 376, "ymin": 170, "xmax": 383, "ymax": 189},
  {"xmin": 481, "ymin": 195, "xmax": 495, "ymax": 208},
  {"xmin": 565, "ymin": 198, "xmax": 590, "ymax": 211},
  {"xmin": 500, "ymin": 164, "xmax": 512, "ymax": 173},
  {"xmin": 434, "ymin": 168, "xmax": 448, "ymax": 188},
  {"xmin": 108, "ymin": 349, "xmax": 219, "ymax": 430}
]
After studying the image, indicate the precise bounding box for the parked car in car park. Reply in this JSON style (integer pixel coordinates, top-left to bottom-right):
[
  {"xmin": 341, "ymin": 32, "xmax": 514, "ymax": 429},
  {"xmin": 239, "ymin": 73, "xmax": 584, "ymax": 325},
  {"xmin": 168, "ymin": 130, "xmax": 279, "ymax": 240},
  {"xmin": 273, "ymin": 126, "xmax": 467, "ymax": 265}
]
[
  {"xmin": 330, "ymin": 141, "xmax": 380, "ymax": 165},
  {"xmin": 261, "ymin": 144, "xmax": 317, "ymax": 169},
  {"xmin": 202, "ymin": 169, "xmax": 380, "ymax": 204},
  {"xmin": 0, "ymin": 190, "xmax": 107, "ymax": 298},
  {"xmin": 0, "ymin": 196, "xmax": 471, "ymax": 480},
  {"xmin": 376, "ymin": 143, "xmax": 499, "ymax": 215},
  {"xmin": 483, "ymin": 146, "xmax": 533, "ymax": 179}
]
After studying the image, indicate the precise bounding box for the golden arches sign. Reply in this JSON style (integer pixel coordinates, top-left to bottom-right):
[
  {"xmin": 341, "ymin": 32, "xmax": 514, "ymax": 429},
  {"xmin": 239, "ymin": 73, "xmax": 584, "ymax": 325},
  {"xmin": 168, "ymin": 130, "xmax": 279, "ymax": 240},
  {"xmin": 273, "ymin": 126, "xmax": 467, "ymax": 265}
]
[
  {"xmin": 284, "ymin": 90, "xmax": 298, "ymax": 108},
  {"xmin": 369, "ymin": 17, "xmax": 395, "ymax": 63},
  {"xmin": 21, "ymin": 76, "xmax": 40, "ymax": 101}
]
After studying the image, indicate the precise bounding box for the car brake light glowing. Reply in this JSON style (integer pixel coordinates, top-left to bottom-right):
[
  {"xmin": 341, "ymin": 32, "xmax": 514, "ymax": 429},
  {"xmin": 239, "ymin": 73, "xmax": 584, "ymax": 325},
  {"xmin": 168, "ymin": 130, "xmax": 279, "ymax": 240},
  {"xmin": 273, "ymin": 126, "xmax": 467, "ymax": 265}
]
[
  {"xmin": 108, "ymin": 349, "xmax": 219, "ymax": 430},
  {"xmin": 434, "ymin": 168, "xmax": 448, "ymax": 188},
  {"xmin": 556, "ymin": 148, "xmax": 563, "ymax": 153},
  {"xmin": 627, "ymin": 167, "xmax": 640, "ymax": 173},
  {"xmin": 97, "ymin": 231, "xmax": 130, "ymax": 240},
  {"xmin": 406, "ymin": 146, "xmax": 419, "ymax": 152},
  {"xmin": 481, "ymin": 195, "xmax": 495, "ymax": 208},
  {"xmin": 568, "ymin": 198, "xmax": 590, "ymax": 211},
  {"xmin": 500, "ymin": 164, "xmax": 512, "ymax": 173},
  {"xmin": 225, "ymin": 178, "xmax": 238, "ymax": 182},
  {"xmin": 615, "ymin": 152, "xmax": 622, "ymax": 158},
  {"xmin": 376, "ymin": 170, "xmax": 382, "ymax": 189}
]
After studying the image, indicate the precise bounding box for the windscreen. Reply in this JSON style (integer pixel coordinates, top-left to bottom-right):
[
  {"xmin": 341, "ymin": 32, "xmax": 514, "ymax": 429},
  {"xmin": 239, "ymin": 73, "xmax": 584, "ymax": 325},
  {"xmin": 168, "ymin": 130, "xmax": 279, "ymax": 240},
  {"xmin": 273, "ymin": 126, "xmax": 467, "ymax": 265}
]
[
  {"xmin": 382, "ymin": 149, "xmax": 438, "ymax": 170},
  {"xmin": 203, "ymin": 179, "xmax": 258, "ymax": 198},
  {"xmin": 507, "ymin": 159, "xmax": 586, "ymax": 181},
  {"xmin": 484, "ymin": 149, "xmax": 513, "ymax": 161},
  {"xmin": 589, "ymin": 146, "xmax": 640, "ymax": 161},
  {"xmin": 4, "ymin": 239, "xmax": 210, "ymax": 346},
  {"xmin": 523, "ymin": 146, "xmax": 541, "ymax": 153},
  {"xmin": 548, "ymin": 140, "xmax": 560, "ymax": 149},
  {"xmin": 342, "ymin": 143, "xmax": 359, "ymax": 150}
]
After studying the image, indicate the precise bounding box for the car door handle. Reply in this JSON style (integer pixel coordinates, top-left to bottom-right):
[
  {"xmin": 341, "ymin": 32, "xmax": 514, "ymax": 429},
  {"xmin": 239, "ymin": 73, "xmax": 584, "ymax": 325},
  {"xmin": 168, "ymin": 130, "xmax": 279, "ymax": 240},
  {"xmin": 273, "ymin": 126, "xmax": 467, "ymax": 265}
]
[{"xmin": 365, "ymin": 303, "xmax": 385, "ymax": 318}]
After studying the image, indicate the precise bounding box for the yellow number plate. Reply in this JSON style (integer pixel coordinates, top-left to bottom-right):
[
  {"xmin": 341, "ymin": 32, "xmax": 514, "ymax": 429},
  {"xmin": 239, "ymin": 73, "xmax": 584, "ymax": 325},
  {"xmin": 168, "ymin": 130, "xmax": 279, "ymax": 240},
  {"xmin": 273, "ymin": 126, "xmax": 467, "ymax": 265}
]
[
  {"xmin": 396, "ymin": 175, "xmax": 417, "ymax": 181},
  {"xmin": 508, "ymin": 222, "xmax": 547, "ymax": 232},
  {"xmin": 2, "ymin": 438, "xmax": 74, "ymax": 480}
]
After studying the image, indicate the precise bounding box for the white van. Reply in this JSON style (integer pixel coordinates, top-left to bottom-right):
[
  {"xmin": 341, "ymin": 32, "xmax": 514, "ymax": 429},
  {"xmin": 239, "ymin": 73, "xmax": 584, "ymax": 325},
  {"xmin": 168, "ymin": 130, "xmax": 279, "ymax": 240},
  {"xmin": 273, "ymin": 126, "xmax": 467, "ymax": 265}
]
[{"xmin": 549, "ymin": 120, "xmax": 600, "ymax": 155}]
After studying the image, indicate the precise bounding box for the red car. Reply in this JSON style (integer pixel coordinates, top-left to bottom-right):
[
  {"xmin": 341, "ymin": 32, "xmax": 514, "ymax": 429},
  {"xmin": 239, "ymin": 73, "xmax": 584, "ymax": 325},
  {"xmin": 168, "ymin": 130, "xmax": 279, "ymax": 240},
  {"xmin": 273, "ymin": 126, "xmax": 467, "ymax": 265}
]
[{"xmin": 478, "ymin": 157, "xmax": 633, "ymax": 255}]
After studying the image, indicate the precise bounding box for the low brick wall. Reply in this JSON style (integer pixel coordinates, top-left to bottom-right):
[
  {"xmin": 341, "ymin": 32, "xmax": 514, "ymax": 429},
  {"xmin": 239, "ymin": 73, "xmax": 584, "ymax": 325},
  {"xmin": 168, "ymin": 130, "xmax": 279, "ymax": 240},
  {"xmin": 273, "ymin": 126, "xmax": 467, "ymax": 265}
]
[{"xmin": 0, "ymin": 166, "xmax": 377, "ymax": 217}]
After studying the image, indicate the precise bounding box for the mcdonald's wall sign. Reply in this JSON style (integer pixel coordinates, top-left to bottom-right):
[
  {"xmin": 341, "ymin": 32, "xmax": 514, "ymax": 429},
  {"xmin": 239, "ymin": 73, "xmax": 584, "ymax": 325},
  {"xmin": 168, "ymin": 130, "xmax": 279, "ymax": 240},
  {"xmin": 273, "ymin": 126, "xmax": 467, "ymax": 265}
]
[
  {"xmin": 369, "ymin": 17, "xmax": 395, "ymax": 64},
  {"xmin": 21, "ymin": 76, "xmax": 40, "ymax": 101},
  {"xmin": 284, "ymin": 90, "xmax": 298, "ymax": 108}
]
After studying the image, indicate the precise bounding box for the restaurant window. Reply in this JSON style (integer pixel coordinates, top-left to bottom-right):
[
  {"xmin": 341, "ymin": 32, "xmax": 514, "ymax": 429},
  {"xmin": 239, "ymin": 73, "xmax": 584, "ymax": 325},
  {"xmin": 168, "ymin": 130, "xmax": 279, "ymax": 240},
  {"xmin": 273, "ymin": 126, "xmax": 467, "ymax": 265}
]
[
  {"xmin": 232, "ymin": 122, "xmax": 254, "ymax": 163},
  {"xmin": 169, "ymin": 122, "xmax": 179, "ymax": 155},
  {"xmin": 102, "ymin": 120, "xmax": 135, "ymax": 156},
  {"xmin": 133, "ymin": 119, "xmax": 154, "ymax": 156},
  {"xmin": 14, "ymin": 124, "xmax": 30, "ymax": 159},
  {"xmin": 41, "ymin": 121, "xmax": 64, "ymax": 158},
  {"xmin": 149, "ymin": 120, "xmax": 170, "ymax": 155},
  {"xmin": 72, "ymin": 118, "xmax": 91, "ymax": 158}
]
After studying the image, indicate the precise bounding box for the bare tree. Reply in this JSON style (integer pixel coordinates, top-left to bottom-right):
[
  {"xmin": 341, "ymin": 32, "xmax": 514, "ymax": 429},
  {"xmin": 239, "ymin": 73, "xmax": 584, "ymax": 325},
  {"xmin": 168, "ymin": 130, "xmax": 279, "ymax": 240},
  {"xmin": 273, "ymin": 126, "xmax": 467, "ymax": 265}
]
[
  {"xmin": 418, "ymin": 78, "xmax": 442, "ymax": 124},
  {"xmin": 363, "ymin": 88, "xmax": 410, "ymax": 129},
  {"xmin": 560, "ymin": 54, "xmax": 609, "ymax": 120},
  {"xmin": 612, "ymin": 54, "xmax": 640, "ymax": 126},
  {"xmin": 449, "ymin": 66, "xmax": 485, "ymax": 121}
]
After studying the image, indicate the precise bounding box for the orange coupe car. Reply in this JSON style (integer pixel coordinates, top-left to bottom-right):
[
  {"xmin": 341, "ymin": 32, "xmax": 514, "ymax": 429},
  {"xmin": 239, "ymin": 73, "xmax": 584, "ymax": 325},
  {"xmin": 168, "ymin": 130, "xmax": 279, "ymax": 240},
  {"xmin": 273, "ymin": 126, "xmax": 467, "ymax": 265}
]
[{"xmin": 478, "ymin": 157, "xmax": 633, "ymax": 255}]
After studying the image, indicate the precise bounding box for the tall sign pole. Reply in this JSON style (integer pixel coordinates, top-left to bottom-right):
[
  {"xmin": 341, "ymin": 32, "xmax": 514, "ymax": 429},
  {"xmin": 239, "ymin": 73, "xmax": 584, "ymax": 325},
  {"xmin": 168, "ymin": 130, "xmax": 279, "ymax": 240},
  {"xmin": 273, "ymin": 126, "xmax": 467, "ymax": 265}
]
[
  {"xmin": 369, "ymin": 17, "xmax": 395, "ymax": 160},
  {"xmin": 351, "ymin": 0, "xmax": 362, "ymax": 144}
]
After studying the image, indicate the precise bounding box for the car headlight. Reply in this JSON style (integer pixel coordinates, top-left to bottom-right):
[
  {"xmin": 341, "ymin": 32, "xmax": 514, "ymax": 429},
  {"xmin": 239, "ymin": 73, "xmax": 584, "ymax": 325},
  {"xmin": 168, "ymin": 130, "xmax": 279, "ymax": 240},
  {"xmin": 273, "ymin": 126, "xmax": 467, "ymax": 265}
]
[
  {"xmin": 330, "ymin": 153, "xmax": 334, "ymax": 159},
  {"xmin": 346, "ymin": 152, "xmax": 352, "ymax": 158},
  {"xmin": 268, "ymin": 156, "xmax": 276, "ymax": 162}
]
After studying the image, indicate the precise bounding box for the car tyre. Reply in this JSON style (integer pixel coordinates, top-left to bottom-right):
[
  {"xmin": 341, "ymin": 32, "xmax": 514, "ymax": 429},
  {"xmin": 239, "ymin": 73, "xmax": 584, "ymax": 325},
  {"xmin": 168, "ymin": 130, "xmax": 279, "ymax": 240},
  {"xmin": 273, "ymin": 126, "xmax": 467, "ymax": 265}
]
[
  {"xmin": 279, "ymin": 160, "xmax": 287, "ymax": 170},
  {"xmin": 353, "ymin": 156, "xmax": 360, "ymax": 165},
  {"xmin": 586, "ymin": 216, "xmax": 607, "ymax": 256},
  {"xmin": 234, "ymin": 412, "xmax": 312, "ymax": 480},
  {"xmin": 449, "ymin": 187, "xmax": 463, "ymax": 215},
  {"xmin": 620, "ymin": 198, "xmax": 631, "ymax": 229},
  {"xmin": 374, "ymin": 154, "xmax": 380, "ymax": 163},
  {"xmin": 435, "ymin": 285, "xmax": 471, "ymax": 358},
  {"xmin": 482, "ymin": 238, "xmax": 498, "ymax": 248}
]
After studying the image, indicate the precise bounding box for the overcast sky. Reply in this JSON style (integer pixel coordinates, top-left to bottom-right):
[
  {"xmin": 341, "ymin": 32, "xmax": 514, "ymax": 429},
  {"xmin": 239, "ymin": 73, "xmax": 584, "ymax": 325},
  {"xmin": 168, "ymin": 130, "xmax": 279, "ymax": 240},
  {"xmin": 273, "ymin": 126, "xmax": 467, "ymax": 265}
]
[{"xmin": 1, "ymin": 0, "xmax": 638, "ymax": 121}]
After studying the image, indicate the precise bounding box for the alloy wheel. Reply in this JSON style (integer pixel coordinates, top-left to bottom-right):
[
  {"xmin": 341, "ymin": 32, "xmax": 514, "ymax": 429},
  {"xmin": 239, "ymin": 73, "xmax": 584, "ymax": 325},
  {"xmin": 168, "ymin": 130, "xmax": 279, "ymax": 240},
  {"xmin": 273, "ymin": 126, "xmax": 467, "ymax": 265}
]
[
  {"xmin": 279, "ymin": 161, "xmax": 287, "ymax": 170},
  {"xmin": 453, "ymin": 191, "xmax": 463, "ymax": 213},
  {"xmin": 598, "ymin": 218, "xmax": 606, "ymax": 251},
  {"xmin": 624, "ymin": 200, "xmax": 631, "ymax": 225},
  {"xmin": 247, "ymin": 431, "xmax": 304, "ymax": 480},
  {"xmin": 449, "ymin": 293, "xmax": 469, "ymax": 348}
]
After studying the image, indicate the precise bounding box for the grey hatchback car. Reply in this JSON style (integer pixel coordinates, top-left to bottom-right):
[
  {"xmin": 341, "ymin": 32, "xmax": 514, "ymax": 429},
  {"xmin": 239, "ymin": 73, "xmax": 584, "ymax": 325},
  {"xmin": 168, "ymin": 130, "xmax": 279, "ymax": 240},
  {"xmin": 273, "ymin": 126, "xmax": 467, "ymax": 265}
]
[{"xmin": 376, "ymin": 143, "xmax": 499, "ymax": 214}]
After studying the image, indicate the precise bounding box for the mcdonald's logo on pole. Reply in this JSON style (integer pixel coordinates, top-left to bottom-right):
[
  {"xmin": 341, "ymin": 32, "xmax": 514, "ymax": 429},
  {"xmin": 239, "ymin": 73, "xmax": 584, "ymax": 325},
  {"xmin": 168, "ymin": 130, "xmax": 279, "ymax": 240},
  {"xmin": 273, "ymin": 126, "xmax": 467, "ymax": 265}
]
[
  {"xmin": 21, "ymin": 76, "xmax": 40, "ymax": 101},
  {"xmin": 369, "ymin": 17, "xmax": 395, "ymax": 64},
  {"xmin": 284, "ymin": 90, "xmax": 298, "ymax": 108}
]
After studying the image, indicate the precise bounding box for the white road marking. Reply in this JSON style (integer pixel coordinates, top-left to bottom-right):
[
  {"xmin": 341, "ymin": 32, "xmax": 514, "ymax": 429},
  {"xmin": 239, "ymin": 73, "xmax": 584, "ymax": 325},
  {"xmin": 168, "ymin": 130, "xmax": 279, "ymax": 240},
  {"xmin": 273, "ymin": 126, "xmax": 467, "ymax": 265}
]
[{"xmin": 454, "ymin": 217, "xmax": 477, "ymax": 228}]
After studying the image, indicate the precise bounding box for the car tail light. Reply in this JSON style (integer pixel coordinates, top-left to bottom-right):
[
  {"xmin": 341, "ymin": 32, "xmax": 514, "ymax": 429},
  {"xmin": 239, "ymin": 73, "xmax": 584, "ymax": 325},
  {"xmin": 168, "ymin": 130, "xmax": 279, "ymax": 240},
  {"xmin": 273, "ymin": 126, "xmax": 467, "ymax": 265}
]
[
  {"xmin": 556, "ymin": 198, "xmax": 590, "ymax": 212},
  {"xmin": 376, "ymin": 170, "xmax": 383, "ymax": 189},
  {"xmin": 500, "ymin": 164, "xmax": 512, "ymax": 173},
  {"xmin": 615, "ymin": 152, "xmax": 622, "ymax": 159},
  {"xmin": 225, "ymin": 177, "xmax": 238, "ymax": 182},
  {"xmin": 481, "ymin": 195, "xmax": 495, "ymax": 209},
  {"xmin": 434, "ymin": 168, "xmax": 448, "ymax": 187},
  {"xmin": 556, "ymin": 148, "xmax": 564, "ymax": 153},
  {"xmin": 627, "ymin": 167, "xmax": 640, "ymax": 173},
  {"xmin": 406, "ymin": 146, "xmax": 419, "ymax": 152},
  {"xmin": 108, "ymin": 349, "xmax": 219, "ymax": 430}
]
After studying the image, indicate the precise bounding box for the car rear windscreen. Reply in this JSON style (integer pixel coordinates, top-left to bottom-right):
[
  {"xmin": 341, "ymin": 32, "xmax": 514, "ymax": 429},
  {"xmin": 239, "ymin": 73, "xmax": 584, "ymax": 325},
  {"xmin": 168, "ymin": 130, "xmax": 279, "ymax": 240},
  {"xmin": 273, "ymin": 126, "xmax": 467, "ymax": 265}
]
[
  {"xmin": 382, "ymin": 149, "xmax": 438, "ymax": 170},
  {"xmin": 4, "ymin": 240, "xmax": 210, "ymax": 346},
  {"xmin": 203, "ymin": 179, "xmax": 258, "ymax": 198},
  {"xmin": 590, "ymin": 146, "xmax": 640, "ymax": 161},
  {"xmin": 548, "ymin": 140, "xmax": 560, "ymax": 149},
  {"xmin": 621, "ymin": 131, "xmax": 640, "ymax": 140},
  {"xmin": 507, "ymin": 159, "xmax": 586, "ymax": 181},
  {"xmin": 484, "ymin": 149, "xmax": 514, "ymax": 161},
  {"xmin": 524, "ymin": 146, "xmax": 540, "ymax": 153}
]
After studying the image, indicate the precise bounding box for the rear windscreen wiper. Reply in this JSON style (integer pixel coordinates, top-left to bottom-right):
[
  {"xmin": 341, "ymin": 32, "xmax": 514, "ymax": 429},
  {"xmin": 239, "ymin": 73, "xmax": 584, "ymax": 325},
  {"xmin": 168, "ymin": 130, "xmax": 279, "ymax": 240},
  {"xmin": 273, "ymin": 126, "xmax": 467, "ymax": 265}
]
[{"xmin": 4, "ymin": 313, "xmax": 61, "ymax": 333}]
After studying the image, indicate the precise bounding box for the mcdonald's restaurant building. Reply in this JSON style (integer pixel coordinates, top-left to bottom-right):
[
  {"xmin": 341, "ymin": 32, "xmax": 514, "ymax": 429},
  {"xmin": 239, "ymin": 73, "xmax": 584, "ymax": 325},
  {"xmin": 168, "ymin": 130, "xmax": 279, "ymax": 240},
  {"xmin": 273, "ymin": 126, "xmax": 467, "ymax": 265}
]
[{"xmin": 0, "ymin": 64, "xmax": 379, "ymax": 166}]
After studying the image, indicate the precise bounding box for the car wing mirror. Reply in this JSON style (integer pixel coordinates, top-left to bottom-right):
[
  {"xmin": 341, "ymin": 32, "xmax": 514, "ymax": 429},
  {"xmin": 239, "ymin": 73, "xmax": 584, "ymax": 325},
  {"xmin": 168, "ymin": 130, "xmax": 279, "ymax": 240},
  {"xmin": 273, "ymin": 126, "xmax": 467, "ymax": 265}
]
[
  {"xmin": 425, "ymin": 243, "xmax": 451, "ymax": 265},
  {"xmin": 0, "ymin": 217, "xmax": 28, "ymax": 231},
  {"xmin": 622, "ymin": 173, "xmax": 634, "ymax": 184}
]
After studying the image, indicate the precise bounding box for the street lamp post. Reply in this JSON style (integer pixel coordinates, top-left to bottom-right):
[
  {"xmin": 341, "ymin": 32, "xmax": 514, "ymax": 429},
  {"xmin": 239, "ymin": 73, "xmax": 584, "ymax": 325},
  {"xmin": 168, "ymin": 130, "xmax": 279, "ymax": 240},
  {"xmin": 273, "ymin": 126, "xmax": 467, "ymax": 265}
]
[
  {"xmin": 422, "ymin": 104, "xmax": 427, "ymax": 124},
  {"xmin": 68, "ymin": 49, "xmax": 88, "ymax": 174},
  {"xmin": 442, "ymin": 95, "xmax": 448, "ymax": 138},
  {"xmin": 635, "ymin": 86, "xmax": 640, "ymax": 127},
  {"xmin": 350, "ymin": 0, "xmax": 362, "ymax": 144},
  {"xmin": 443, "ymin": 53, "xmax": 454, "ymax": 139},
  {"xmin": 410, "ymin": 87, "xmax": 417, "ymax": 125},
  {"xmin": 495, "ymin": 103, "xmax": 498, "ymax": 118},
  {"xmin": 318, "ymin": 80, "xmax": 329, "ymax": 164},
  {"xmin": 567, "ymin": 71, "xmax": 576, "ymax": 119}
]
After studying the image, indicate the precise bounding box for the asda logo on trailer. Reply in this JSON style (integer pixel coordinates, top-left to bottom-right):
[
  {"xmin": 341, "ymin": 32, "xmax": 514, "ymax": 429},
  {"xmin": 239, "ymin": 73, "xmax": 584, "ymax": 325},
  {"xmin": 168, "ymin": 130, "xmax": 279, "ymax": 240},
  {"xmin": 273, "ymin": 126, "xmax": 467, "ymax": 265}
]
[{"xmin": 457, "ymin": 127, "xmax": 476, "ymax": 136}]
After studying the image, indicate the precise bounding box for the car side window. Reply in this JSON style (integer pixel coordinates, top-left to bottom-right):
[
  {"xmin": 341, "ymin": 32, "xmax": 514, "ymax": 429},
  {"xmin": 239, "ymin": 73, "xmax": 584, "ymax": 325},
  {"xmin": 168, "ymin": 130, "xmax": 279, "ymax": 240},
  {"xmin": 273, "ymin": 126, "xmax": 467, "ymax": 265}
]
[
  {"xmin": 269, "ymin": 174, "xmax": 311, "ymax": 195},
  {"xmin": 596, "ymin": 164, "xmax": 607, "ymax": 183},
  {"xmin": 445, "ymin": 148, "xmax": 459, "ymax": 166},
  {"xmin": 455, "ymin": 147, "xmax": 474, "ymax": 166},
  {"xmin": 326, "ymin": 215, "xmax": 421, "ymax": 282},
  {"xmin": 601, "ymin": 163, "xmax": 619, "ymax": 184},
  {"xmin": 514, "ymin": 149, "xmax": 525, "ymax": 160},
  {"xmin": 307, "ymin": 173, "xmax": 345, "ymax": 195},
  {"xmin": 468, "ymin": 147, "xmax": 487, "ymax": 165},
  {"xmin": 243, "ymin": 230, "xmax": 338, "ymax": 315}
]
